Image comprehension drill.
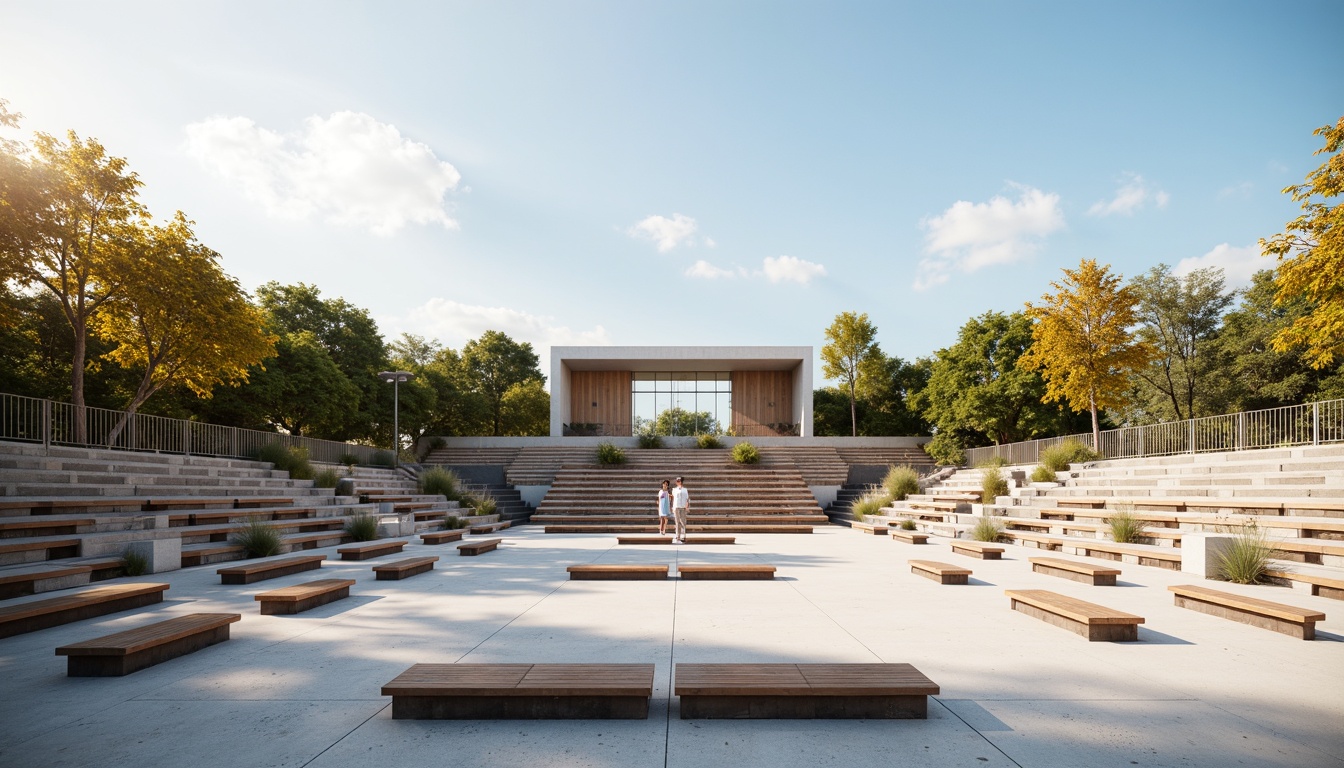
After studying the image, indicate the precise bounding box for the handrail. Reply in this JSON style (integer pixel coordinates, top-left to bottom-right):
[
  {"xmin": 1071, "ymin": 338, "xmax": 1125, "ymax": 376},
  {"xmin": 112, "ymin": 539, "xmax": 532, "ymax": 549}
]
[
  {"xmin": 0, "ymin": 391, "xmax": 387, "ymax": 464},
  {"xmin": 962, "ymin": 399, "xmax": 1344, "ymax": 466}
]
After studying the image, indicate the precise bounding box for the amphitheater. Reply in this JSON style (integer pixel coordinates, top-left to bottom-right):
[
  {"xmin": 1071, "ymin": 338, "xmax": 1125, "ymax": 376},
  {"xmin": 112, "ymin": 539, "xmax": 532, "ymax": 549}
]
[{"xmin": 1, "ymin": 423, "xmax": 1342, "ymax": 766}]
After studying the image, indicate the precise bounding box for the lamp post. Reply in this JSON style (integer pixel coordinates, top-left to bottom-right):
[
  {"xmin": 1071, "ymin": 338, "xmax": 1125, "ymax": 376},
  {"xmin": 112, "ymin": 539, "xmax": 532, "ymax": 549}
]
[{"xmin": 378, "ymin": 371, "xmax": 414, "ymax": 467}]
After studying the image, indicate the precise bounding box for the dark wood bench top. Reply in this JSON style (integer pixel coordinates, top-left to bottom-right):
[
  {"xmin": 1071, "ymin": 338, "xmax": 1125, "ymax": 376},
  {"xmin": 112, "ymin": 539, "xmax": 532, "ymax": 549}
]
[
  {"xmin": 1030, "ymin": 557, "xmax": 1121, "ymax": 577},
  {"xmin": 56, "ymin": 613, "xmax": 241, "ymax": 657},
  {"xmin": 677, "ymin": 564, "xmax": 775, "ymax": 579},
  {"xmin": 0, "ymin": 517, "xmax": 96, "ymax": 533},
  {"xmin": 216, "ymin": 555, "xmax": 326, "ymax": 583},
  {"xmin": 908, "ymin": 560, "xmax": 972, "ymax": 577},
  {"xmin": 674, "ymin": 663, "xmax": 939, "ymax": 696},
  {"xmin": 0, "ymin": 583, "xmax": 168, "ymax": 638},
  {"xmin": 0, "ymin": 563, "xmax": 93, "ymax": 586},
  {"xmin": 616, "ymin": 536, "xmax": 736, "ymax": 545},
  {"xmin": 374, "ymin": 556, "xmax": 440, "ymax": 574},
  {"xmin": 1168, "ymin": 584, "xmax": 1324, "ymax": 624},
  {"xmin": 382, "ymin": 663, "xmax": 656, "ymax": 697},
  {"xmin": 254, "ymin": 579, "xmax": 356, "ymax": 604},
  {"xmin": 567, "ymin": 564, "xmax": 669, "ymax": 580},
  {"xmin": 1006, "ymin": 589, "xmax": 1144, "ymax": 626},
  {"xmin": 458, "ymin": 538, "xmax": 501, "ymax": 555},
  {"xmin": 421, "ymin": 529, "xmax": 466, "ymax": 543},
  {"xmin": 337, "ymin": 540, "xmax": 408, "ymax": 560},
  {"xmin": 0, "ymin": 538, "xmax": 81, "ymax": 555},
  {"xmin": 890, "ymin": 530, "xmax": 929, "ymax": 543}
]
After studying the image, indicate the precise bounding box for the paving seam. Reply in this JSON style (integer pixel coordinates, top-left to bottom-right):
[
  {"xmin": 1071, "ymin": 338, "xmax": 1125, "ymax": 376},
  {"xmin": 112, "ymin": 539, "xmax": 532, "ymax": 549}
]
[
  {"xmin": 757, "ymin": 548, "xmax": 884, "ymax": 662},
  {"xmin": 931, "ymin": 698, "xmax": 1025, "ymax": 768},
  {"xmin": 297, "ymin": 701, "xmax": 391, "ymax": 768},
  {"xmin": 664, "ymin": 546, "xmax": 679, "ymax": 768}
]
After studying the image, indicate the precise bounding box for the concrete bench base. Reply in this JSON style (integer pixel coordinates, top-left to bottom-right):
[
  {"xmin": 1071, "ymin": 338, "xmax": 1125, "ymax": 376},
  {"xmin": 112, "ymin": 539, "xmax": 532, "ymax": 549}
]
[
  {"xmin": 675, "ymin": 663, "xmax": 938, "ymax": 719},
  {"xmin": 567, "ymin": 565, "xmax": 669, "ymax": 580},
  {"xmin": 56, "ymin": 613, "xmax": 240, "ymax": 677},
  {"xmin": 374, "ymin": 557, "xmax": 439, "ymax": 581},
  {"xmin": 255, "ymin": 579, "xmax": 355, "ymax": 615}
]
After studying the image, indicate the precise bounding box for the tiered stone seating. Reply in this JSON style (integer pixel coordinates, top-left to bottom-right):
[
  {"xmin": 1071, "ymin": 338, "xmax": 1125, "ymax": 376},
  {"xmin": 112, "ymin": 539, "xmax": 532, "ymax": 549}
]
[
  {"xmin": 833, "ymin": 446, "xmax": 934, "ymax": 468},
  {"xmin": 505, "ymin": 447, "xmax": 598, "ymax": 485},
  {"xmin": 757, "ymin": 446, "xmax": 849, "ymax": 485},
  {"xmin": 421, "ymin": 446, "xmax": 521, "ymax": 466}
]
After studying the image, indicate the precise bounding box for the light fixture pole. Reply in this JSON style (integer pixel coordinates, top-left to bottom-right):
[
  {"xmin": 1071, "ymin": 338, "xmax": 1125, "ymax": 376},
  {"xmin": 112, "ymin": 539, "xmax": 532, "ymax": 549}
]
[{"xmin": 378, "ymin": 371, "xmax": 414, "ymax": 467}]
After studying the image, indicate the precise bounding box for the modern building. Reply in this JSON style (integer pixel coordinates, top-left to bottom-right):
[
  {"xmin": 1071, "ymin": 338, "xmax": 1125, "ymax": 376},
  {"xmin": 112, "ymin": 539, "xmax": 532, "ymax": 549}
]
[{"xmin": 550, "ymin": 346, "xmax": 813, "ymax": 438}]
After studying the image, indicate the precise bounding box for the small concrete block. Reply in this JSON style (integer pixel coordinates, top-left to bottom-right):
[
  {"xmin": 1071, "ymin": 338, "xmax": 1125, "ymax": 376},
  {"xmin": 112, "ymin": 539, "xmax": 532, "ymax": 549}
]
[
  {"xmin": 1181, "ymin": 534, "xmax": 1235, "ymax": 578},
  {"xmin": 126, "ymin": 538, "xmax": 182, "ymax": 574}
]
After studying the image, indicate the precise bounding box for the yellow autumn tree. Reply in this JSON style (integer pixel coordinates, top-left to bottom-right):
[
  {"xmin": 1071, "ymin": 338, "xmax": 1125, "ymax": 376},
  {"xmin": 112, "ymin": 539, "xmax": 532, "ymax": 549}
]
[
  {"xmin": 95, "ymin": 212, "xmax": 275, "ymax": 444},
  {"xmin": 1019, "ymin": 259, "xmax": 1154, "ymax": 451},
  {"xmin": 1261, "ymin": 115, "xmax": 1344, "ymax": 369}
]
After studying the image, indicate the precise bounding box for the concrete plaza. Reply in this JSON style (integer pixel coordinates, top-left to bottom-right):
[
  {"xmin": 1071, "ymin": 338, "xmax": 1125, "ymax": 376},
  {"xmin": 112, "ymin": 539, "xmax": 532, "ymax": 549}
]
[{"xmin": 1, "ymin": 526, "xmax": 1341, "ymax": 768}]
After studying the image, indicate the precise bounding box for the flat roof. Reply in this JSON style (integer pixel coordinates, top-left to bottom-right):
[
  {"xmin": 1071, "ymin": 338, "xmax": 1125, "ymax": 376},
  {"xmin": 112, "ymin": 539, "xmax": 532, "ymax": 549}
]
[{"xmin": 555, "ymin": 345, "xmax": 810, "ymax": 372}]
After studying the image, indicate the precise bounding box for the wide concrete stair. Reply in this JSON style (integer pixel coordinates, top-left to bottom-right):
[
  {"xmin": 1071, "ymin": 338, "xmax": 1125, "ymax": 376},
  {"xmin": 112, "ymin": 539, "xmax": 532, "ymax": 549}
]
[{"xmin": 877, "ymin": 445, "xmax": 1344, "ymax": 599}]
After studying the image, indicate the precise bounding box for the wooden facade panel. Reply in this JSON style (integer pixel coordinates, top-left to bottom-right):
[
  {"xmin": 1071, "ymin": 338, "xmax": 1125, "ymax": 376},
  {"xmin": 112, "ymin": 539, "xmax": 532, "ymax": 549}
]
[
  {"xmin": 731, "ymin": 371, "xmax": 792, "ymax": 432},
  {"xmin": 570, "ymin": 371, "xmax": 633, "ymax": 436}
]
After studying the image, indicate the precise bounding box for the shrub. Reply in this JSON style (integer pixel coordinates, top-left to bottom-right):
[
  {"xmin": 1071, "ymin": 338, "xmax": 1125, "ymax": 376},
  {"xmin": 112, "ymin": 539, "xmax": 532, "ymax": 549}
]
[
  {"xmin": 976, "ymin": 455, "xmax": 1009, "ymax": 469},
  {"xmin": 232, "ymin": 519, "xmax": 282, "ymax": 558},
  {"xmin": 1029, "ymin": 465, "xmax": 1057, "ymax": 483},
  {"xmin": 428, "ymin": 436, "xmax": 447, "ymax": 450},
  {"xmin": 444, "ymin": 515, "xmax": 469, "ymax": 529},
  {"xmin": 696, "ymin": 433, "xmax": 724, "ymax": 449},
  {"xmin": 314, "ymin": 468, "xmax": 340, "ymax": 488},
  {"xmin": 924, "ymin": 433, "xmax": 965, "ymax": 466},
  {"xmin": 466, "ymin": 494, "xmax": 497, "ymax": 517},
  {"xmin": 883, "ymin": 465, "xmax": 920, "ymax": 501},
  {"xmin": 637, "ymin": 433, "xmax": 664, "ymax": 449},
  {"xmin": 850, "ymin": 492, "xmax": 890, "ymax": 523},
  {"xmin": 257, "ymin": 443, "xmax": 315, "ymax": 480},
  {"xmin": 344, "ymin": 512, "xmax": 379, "ymax": 541},
  {"xmin": 1108, "ymin": 507, "xmax": 1143, "ymax": 544},
  {"xmin": 122, "ymin": 548, "xmax": 149, "ymax": 577},
  {"xmin": 979, "ymin": 466, "xmax": 1008, "ymax": 504},
  {"xmin": 1040, "ymin": 439, "xmax": 1101, "ymax": 471},
  {"xmin": 338, "ymin": 451, "xmax": 359, "ymax": 468},
  {"xmin": 970, "ymin": 516, "xmax": 1004, "ymax": 542},
  {"xmin": 731, "ymin": 441, "xmax": 760, "ymax": 464},
  {"xmin": 1217, "ymin": 523, "xmax": 1276, "ymax": 584},
  {"xmin": 372, "ymin": 450, "xmax": 396, "ymax": 467},
  {"xmin": 420, "ymin": 467, "xmax": 462, "ymax": 500},
  {"xmin": 899, "ymin": 518, "xmax": 918, "ymax": 531},
  {"xmin": 596, "ymin": 442, "xmax": 626, "ymax": 465}
]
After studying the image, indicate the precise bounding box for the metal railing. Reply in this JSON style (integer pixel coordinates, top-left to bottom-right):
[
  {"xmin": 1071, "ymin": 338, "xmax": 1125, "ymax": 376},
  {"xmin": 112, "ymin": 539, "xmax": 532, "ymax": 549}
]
[
  {"xmin": 963, "ymin": 399, "xmax": 1344, "ymax": 466},
  {"xmin": 0, "ymin": 392, "xmax": 388, "ymax": 464},
  {"xmin": 562, "ymin": 422, "xmax": 801, "ymax": 438}
]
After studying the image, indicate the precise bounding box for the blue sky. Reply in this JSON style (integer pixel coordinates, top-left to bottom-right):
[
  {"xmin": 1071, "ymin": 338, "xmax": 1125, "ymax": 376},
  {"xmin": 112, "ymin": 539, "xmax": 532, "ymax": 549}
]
[{"xmin": 3, "ymin": 1, "xmax": 1340, "ymax": 382}]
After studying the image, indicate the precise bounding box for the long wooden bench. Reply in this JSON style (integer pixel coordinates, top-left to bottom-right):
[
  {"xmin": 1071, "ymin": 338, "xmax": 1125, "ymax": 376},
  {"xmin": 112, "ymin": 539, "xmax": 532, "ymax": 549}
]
[
  {"xmin": 1051, "ymin": 497, "xmax": 1108, "ymax": 509},
  {"xmin": 677, "ymin": 564, "xmax": 775, "ymax": 580},
  {"xmin": 0, "ymin": 517, "xmax": 96, "ymax": 538},
  {"xmin": 255, "ymin": 579, "xmax": 356, "ymax": 615},
  {"xmin": 1005, "ymin": 589, "xmax": 1144, "ymax": 641},
  {"xmin": 999, "ymin": 530, "xmax": 1064, "ymax": 551},
  {"xmin": 1058, "ymin": 539, "xmax": 1182, "ymax": 571},
  {"xmin": 567, "ymin": 564, "xmax": 669, "ymax": 580},
  {"xmin": 1168, "ymin": 584, "xmax": 1326, "ymax": 640},
  {"xmin": 1030, "ymin": 557, "xmax": 1120, "ymax": 586},
  {"xmin": 217, "ymin": 554, "xmax": 326, "ymax": 584},
  {"xmin": 468, "ymin": 521, "xmax": 511, "ymax": 535},
  {"xmin": 674, "ymin": 663, "xmax": 940, "ymax": 719},
  {"xmin": 0, "ymin": 563, "xmax": 93, "ymax": 600},
  {"xmin": 458, "ymin": 538, "xmax": 501, "ymax": 556},
  {"xmin": 950, "ymin": 540, "xmax": 1003, "ymax": 560},
  {"xmin": 337, "ymin": 539, "xmax": 408, "ymax": 561},
  {"xmin": 374, "ymin": 556, "xmax": 440, "ymax": 581},
  {"xmin": 0, "ymin": 537, "xmax": 82, "ymax": 564},
  {"xmin": 381, "ymin": 663, "xmax": 656, "ymax": 719},
  {"xmin": 890, "ymin": 530, "xmax": 929, "ymax": 544},
  {"xmin": 0, "ymin": 583, "xmax": 169, "ymax": 639},
  {"xmin": 908, "ymin": 560, "xmax": 971, "ymax": 585},
  {"xmin": 421, "ymin": 529, "xmax": 466, "ymax": 545},
  {"xmin": 850, "ymin": 520, "xmax": 891, "ymax": 535},
  {"xmin": 1264, "ymin": 569, "xmax": 1344, "ymax": 600},
  {"xmin": 616, "ymin": 536, "xmax": 736, "ymax": 545},
  {"xmin": 181, "ymin": 544, "xmax": 245, "ymax": 568},
  {"xmin": 55, "ymin": 613, "xmax": 241, "ymax": 676}
]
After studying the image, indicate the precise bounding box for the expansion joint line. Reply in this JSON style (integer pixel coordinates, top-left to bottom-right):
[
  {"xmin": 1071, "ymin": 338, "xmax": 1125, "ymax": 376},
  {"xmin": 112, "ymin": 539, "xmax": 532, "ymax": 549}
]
[
  {"xmin": 760, "ymin": 550, "xmax": 883, "ymax": 662},
  {"xmin": 663, "ymin": 548, "xmax": 679, "ymax": 768}
]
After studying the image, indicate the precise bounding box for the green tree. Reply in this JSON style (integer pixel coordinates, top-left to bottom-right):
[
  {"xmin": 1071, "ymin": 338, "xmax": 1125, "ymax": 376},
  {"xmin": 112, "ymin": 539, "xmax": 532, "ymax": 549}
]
[
  {"xmin": 652, "ymin": 407, "xmax": 719, "ymax": 436},
  {"xmin": 913, "ymin": 311, "xmax": 1068, "ymax": 446},
  {"xmin": 500, "ymin": 379, "xmax": 550, "ymax": 436},
  {"xmin": 0, "ymin": 130, "xmax": 145, "ymax": 440},
  {"xmin": 246, "ymin": 331, "xmax": 361, "ymax": 437},
  {"xmin": 461, "ymin": 330, "xmax": 544, "ymax": 436},
  {"xmin": 1020, "ymin": 259, "xmax": 1155, "ymax": 450},
  {"xmin": 1262, "ymin": 116, "xmax": 1344, "ymax": 369},
  {"xmin": 94, "ymin": 213, "xmax": 275, "ymax": 441},
  {"xmin": 820, "ymin": 311, "xmax": 881, "ymax": 436},
  {"xmin": 1129, "ymin": 264, "xmax": 1234, "ymax": 421}
]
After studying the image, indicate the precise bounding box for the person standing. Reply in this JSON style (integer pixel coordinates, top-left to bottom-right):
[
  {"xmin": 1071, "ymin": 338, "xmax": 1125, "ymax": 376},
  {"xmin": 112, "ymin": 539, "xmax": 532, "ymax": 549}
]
[
  {"xmin": 657, "ymin": 479, "xmax": 672, "ymax": 536},
  {"xmin": 671, "ymin": 476, "xmax": 690, "ymax": 543}
]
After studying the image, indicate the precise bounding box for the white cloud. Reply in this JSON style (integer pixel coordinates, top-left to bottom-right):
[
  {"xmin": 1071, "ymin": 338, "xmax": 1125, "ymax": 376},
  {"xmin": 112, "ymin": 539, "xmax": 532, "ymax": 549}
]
[
  {"xmin": 382, "ymin": 298, "xmax": 612, "ymax": 383},
  {"xmin": 1087, "ymin": 172, "xmax": 1168, "ymax": 217},
  {"xmin": 1217, "ymin": 182, "xmax": 1253, "ymax": 200},
  {"xmin": 184, "ymin": 111, "xmax": 461, "ymax": 236},
  {"xmin": 685, "ymin": 260, "xmax": 738, "ymax": 279},
  {"xmin": 915, "ymin": 184, "xmax": 1064, "ymax": 291},
  {"xmin": 1174, "ymin": 243, "xmax": 1267, "ymax": 287},
  {"xmin": 761, "ymin": 255, "xmax": 826, "ymax": 284},
  {"xmin": 627, "ymin": 213, "xmax": 698, "ymax": 252}
]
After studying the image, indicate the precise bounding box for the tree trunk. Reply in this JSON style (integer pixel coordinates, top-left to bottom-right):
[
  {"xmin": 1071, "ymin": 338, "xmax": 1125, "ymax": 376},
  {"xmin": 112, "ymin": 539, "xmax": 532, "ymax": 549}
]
[
  {"xmin": 70, "ymin": 321, "xmax": 88, "ymax": 445},
  {"xmin": 849, "ymin": 380, "xmax": 858, "ymax": 437},
  {"xmin": 106, "ymin": 373, "xmax": 159, "ymax": 448},
  {"xmin": 1089, "ymin": 389, "xmax": 1101, "ymax": 455}
]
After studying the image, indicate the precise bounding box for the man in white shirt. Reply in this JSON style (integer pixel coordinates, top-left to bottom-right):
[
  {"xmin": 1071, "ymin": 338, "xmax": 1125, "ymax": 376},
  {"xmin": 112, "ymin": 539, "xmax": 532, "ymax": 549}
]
[{"xmin": 671, "ymin": 476, "xmax": 690, "ymax": 543}]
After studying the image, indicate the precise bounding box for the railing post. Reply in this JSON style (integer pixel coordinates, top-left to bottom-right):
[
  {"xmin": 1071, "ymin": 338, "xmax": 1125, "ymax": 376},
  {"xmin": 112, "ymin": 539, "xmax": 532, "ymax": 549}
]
[
  {"xmin": 1189, "ymin": 419, "xmax": 1196, "ymax": 454},
  {"xmin": 1138, "ymin": 426, "xmax": 1144, "ymax": 458},
  {"xmin": 1237, "ymin": 412, "xmax": 1245, "ymax": 450},
  {"xmin": 1313, "ymin": 402, "xmax": 1320, "ymax": 446},
  {"xmin": 42, "ymin": 399, "xmax": 51, "ymax": 450},
  {"xmin": 184, "ymin": 421, "xmax": 191, "ymax": 457}
]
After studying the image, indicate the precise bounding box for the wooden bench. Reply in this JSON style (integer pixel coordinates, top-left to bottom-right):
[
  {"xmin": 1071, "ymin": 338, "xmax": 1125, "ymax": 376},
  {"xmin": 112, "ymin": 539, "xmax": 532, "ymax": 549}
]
[
  {"xmin": 1058, "ymin": 539, "xmax": 1182, "ymax": 571},
  {"xmin": 674, "ymin": 663, "xmax": 939, "ymax": 719},
  {"xmin": 567, "ymin": 564, "xmax": 669, "ymax": 580},
  {"xmin": 217, "ymin": 554, "xmax": 326, "ymax": 584},
  {"xmin": 1052, "ymin": 497, "xmax": 1108, "ymax": 509},
  {"xmin": 0, "ymin": 537, "xmax": 81, "ymax": 564},
  {"xmin": 337, "ymin": 539, "xmax": 408, "ymax": 561},
  {"xmin": 0, "ymin": 517, "xmax": 95, "ymax": 538},
  {"xmin": 468, "ymin": 521, "xmax": 511, "ymax": 535},
  {"xmin": 950, "ymin": 540, "xmax": 1003, "ymax": 560},
  {"xmin": 55, "ymin": 613, "xmax": 241, "ymax": 676},
  {"xmin": 1005, "ymin": 589, "xmax": 1144, "ymax": 641},
  {"xmin": 1168, "ymin": 584, "xmax": 1326, "ymax": 640},
  {"xmin": 374, "ymin": 556, "xmax": 439, "ymax": 581},
  {"xmin": 421, "ymin": 529, "xmax": 466, "ymax": 545},
  {"xmin": 458, "ymin": 538, "xmax": 501, "ymax": 556},
  {"xmin": 381, "ymin": 663, "xmax": 655, "ymax": 719},
  {"xmin": 677, "ymin": 564, "xmax": 775, "ymax": 580},
  {"xmin": 1264, "ymin": 569, "xmax": 1344, "ymax": 600},
  {"xmin": 890, "ymin": 530, "xmax": 928, "ymax": 544},
  {"xmin": 850, "ymin": 520, "xmax": 891, "ymax": 535},
  {"xmin": 616, "ymin": 536, "xmax": 736, "ymax": 545},
  {"xmin": 181, "ymin": 544, "xmax": 245, "ymax": 568},
  {"xmin": 0, "ymin": 563, "xmax": 93, "ymax": 600},
  {"xmin": 1030, "ymin": 557, "xmax": 1120, "ymax": 586},
  {"xmin": 999, "ymin": 530, "xmax": 1064, "ymax": 551},
  {"xmin": 255, "ymin": 579, "xmax": 356, "ymax": 614},
  {"xmin": 909, "ymin": 560, "xmax": 971, "ymax": 585},
  {"xmin": 0, "ymin": 583, "xmax": 169, "ymax": 639}
]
